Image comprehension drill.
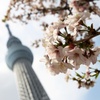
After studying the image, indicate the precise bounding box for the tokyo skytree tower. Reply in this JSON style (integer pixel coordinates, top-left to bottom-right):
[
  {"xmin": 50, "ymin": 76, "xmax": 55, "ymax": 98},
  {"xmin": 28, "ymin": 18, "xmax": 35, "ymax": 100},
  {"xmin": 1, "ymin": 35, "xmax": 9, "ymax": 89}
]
[{"xmin": 5, "ymin": 24, "xmax": 50, "ymax": 100}]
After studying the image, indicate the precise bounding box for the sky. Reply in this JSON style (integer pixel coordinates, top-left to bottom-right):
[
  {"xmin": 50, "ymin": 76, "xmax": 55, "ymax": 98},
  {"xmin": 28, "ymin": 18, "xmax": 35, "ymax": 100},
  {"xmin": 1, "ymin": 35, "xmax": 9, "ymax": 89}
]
[{"xmin": 0, "ymin": 0, "xmax": 100, "ymax": 100}]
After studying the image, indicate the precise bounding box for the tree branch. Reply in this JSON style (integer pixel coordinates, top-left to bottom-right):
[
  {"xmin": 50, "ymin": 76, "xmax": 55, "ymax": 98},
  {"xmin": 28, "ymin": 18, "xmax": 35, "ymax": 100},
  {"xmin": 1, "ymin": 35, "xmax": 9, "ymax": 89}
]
[{"xmin": 74, "ymin": 32, "xmax": 100, "ymax": 43}]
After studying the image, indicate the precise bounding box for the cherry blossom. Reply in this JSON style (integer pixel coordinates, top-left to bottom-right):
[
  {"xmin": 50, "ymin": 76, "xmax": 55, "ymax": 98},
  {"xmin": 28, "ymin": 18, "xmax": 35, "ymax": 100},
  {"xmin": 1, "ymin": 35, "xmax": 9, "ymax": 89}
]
[
  {"xmin": 63, "ymin": 46, "xmax": 89, "ymax": 69},
  {"xmin": 4, "ymin": 0, "xmax": 100, "ymax": 89},
  {"xmin": 47, "ymin": 61, "xmax": 74, "ymax": 75},
  {"xmin": 45, "ymin": 45, "xmax": 63, "ymax": 61},
  {"xmin": 70, "ymin": 0, "xmax": 89, "ymax": 12},
  {"xmin": 88, "ymin": 47, "xmax": 100, "ymax": 64},
  {"xmin": 64, "ymin": 11, "xmax": 90, "ymax": 32}
]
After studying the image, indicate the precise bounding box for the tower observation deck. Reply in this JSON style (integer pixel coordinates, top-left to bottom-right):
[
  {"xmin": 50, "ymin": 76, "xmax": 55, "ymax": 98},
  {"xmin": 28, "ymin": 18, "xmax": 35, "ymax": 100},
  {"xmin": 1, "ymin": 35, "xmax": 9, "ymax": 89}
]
[{"xmin": 5, "ymin": 24, "xmax": 50, "ymax": 100}]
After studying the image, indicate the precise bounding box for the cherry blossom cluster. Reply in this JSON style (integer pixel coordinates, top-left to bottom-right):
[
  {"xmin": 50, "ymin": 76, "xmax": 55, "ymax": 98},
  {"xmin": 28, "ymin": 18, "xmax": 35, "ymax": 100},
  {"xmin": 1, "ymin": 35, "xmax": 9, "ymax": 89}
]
[
  {"xmin": 42, "ymin": 19, "xmax": 100, "ymax": 75},
  {"xmin": 3, "ymin": 0, "xmax": 71, "ymax": 23},
  {"xmin": 65, "ymin": 67, "xmax": 100, "ymax": 89},
  {"xmin": 4, "ymin": 0, "xmax": 100, "ymax": 89},
  {"xmin": 41, "ymin": 0, "xmax": 100, "ymax": 88}
]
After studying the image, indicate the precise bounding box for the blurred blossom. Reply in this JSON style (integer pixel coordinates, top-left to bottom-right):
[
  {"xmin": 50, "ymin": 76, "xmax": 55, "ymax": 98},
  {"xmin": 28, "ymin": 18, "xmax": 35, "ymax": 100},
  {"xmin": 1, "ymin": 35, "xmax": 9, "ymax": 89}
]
[{"xmin": 70, "ymin": 0, "xmax": 89, "ymax": 12}]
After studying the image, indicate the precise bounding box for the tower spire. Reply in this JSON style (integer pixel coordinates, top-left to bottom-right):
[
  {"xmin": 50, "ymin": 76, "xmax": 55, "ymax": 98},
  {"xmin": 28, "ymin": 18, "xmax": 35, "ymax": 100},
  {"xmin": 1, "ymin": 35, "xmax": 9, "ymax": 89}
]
[{"xmin": 5, "ymin": 24, "xmax": 13, "ymax": 37}]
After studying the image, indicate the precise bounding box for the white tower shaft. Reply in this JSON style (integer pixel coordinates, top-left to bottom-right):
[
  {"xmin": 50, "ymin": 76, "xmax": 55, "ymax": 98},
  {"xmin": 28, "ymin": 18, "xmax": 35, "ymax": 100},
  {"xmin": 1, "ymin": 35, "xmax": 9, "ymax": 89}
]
[{"xmin": 14, "ymin": 59, "xmax": 49, "ymax": 100}]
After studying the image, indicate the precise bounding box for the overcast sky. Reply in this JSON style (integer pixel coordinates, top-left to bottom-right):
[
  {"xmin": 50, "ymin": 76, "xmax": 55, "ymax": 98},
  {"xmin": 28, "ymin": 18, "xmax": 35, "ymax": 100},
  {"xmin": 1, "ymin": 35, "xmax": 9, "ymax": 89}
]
[{"xmin": 0, "ymin": 0, "xmax": 100, "ymax": 100}]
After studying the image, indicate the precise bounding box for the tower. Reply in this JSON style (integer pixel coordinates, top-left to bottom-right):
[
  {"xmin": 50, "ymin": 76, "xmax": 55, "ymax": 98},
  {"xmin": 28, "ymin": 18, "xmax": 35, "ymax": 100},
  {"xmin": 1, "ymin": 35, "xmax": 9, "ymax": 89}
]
[{"xmin": 5, "ymin": 24, "xmax": 50, "ymax": 100}]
